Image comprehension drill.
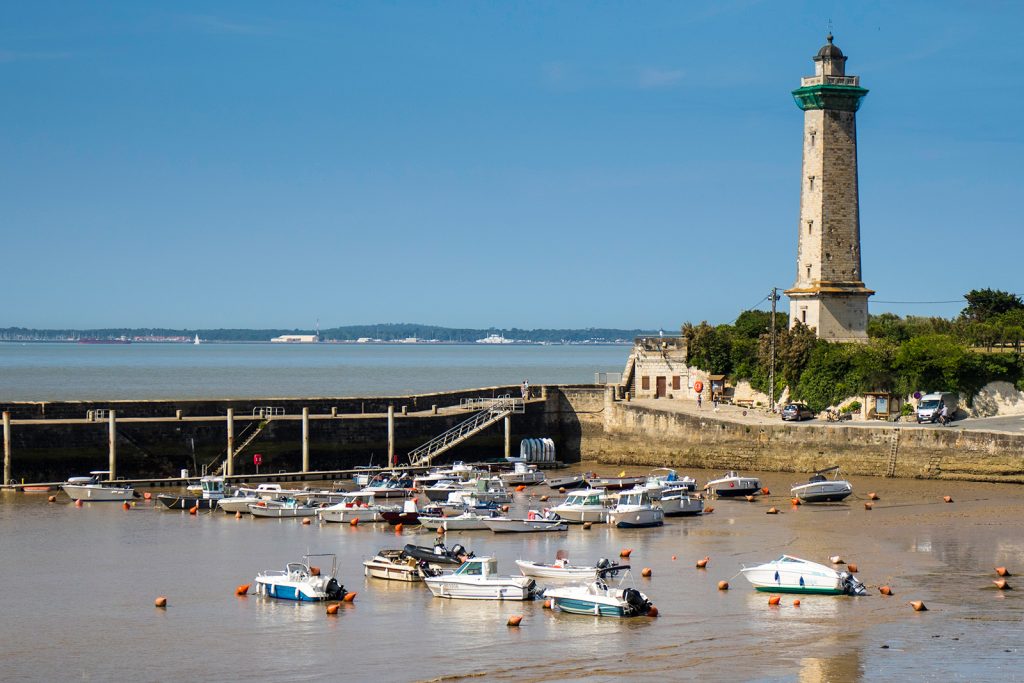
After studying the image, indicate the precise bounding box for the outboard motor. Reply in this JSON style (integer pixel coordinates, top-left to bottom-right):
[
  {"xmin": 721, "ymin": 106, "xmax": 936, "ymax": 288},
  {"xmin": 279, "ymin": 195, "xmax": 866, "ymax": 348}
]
[
  {"xmin": 325, "ymin": 578, "xmax": 344, "ymax": 600},
  {"xmin": 450, "ymin": 543, "xmax": 467, "ymax": 560},
  {"xmin": 622, "ymin": 588, "xmax": 650, "ymax": 615}
]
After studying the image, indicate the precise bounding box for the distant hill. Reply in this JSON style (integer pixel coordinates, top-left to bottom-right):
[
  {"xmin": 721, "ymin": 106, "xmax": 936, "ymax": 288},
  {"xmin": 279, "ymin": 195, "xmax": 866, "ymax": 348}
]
[{"xmin": 0, "ymin": 324, "xmax": 659, "ymax": 344}]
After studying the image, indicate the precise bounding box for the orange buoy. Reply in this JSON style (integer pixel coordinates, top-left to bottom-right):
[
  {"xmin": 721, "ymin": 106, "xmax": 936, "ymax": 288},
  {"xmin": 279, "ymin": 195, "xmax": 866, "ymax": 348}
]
[
  {"xmin": 582, "ymin": 522, "xmax": 592, "ymax": 529},
  {"xmin": 302, "ymin": 518, "xmax": 312, "ymax": 526},
  {"xmin": 539, "ymin": 495, "xmax": 549, "ymax": 502},
  {"xmin": 436, "ymin": 526, "xmax": 445, "ymax": 535},
  {"xmin": 768, "ymin": 595, "xmax": 781, "ymax": 606},
  {"xmin": 154, "ymin": 596, "xmax": 168, "ymax": 608},
  {"xmin": 143, "ymin": 491, "xmax": 152, "ymax": 500},
  {"xmin": 766, "ymin": 507, "xmax": 779, "ymax": 514},
  {"xmin": 761, "ymin": 487, "xmax": 771, "ymax": 496},
  {"xmin": 696, "ymin": 556, "xmax": 710, "ymax": 569},
  {"xmin": 74, "ymin": 500, "xmax": 83, "ymax": 507},
  {"xmin": 943, "ymin": 496, "xmax": 953, "ymax": 503},
  {"xmin": 507, "ymin": 615, "xmax": 523, "ymax": 626},
  {"xmin": 641, "ymin": 567, "xmax": 652, "ymax": 577},
  {"xmin": 793, "ymin": 599, "xmax": 801, "ymax": 607},
  {"xmin": 235, "ymin": 511, "xmax": 243, "ymax": 519},
  {"xmin": 189, "ymin": 505, "xmax": 198, "ymax": 515},
  {"xmin": 235, "ymin": 584, "xmax": 250, "ymax": 596},
  {"xmin": 543, "ymin": 599, "xmax": 551, "ymax": 609},
  {"xmin": 515, "ymin": 485, "xmax": 527, "ymax": 493},
  {"xmin": 647, "ymin": 605, "xmax": 659, "ymax": 617},
  {"xmin": 868, "ymin": 492, "xmax": 879, "ymax": 500},
  {"xmin": 326, "ymin": 603, "xmax": 340, "ymax": 615},
  {"xmin": 864, "ymin": 502, "xmax": 873, "ymax": 510},
  {"xmin": 501, "ymin": 505, "xmax": 510, "ymax": 512},
  {"xmin": 829, "ymin": 555, "xmax": 844, "ymax": 565},
  {"xmin": 558, "ymin": 487, "xmax": 566, "ymax": 494},
  {"xmin": 47, "ymin": 495, "xmax": 56, "ymax": 503},
  {"xmin": 717, "ymin": 580, "xmax": 729, "ymax": 590},
  {"xmin": 879, "ymin": 585, "xmax": 893, "ymax": 596},
  {"xmin": 745, "ymin": 495, "xmax": 755, "ymax": 502},
  {"xmin": 790, "ymin": 497, "xmax": 801, "ymax": 506},
  {"xmin": 847, "ymin": 563, "xmax": 859, "ymax": 573},
  {"xmin": 996, "ymin": 567, "xmax": 1012, "ymax": 577},
  {"xmin": 620, "ymin": 548, "xmax": 632, "ymax": 558},
  {"xmin": 910, "ymin": 600, "xmax": 927, "ymax": 611},
  {"xmin": 394, "ymin": 523, "xmax": 404, "ymax": 533},
  {"xmin": 993, "ymin": 579, "xmax": 1012, "ymax": 590},
  {"xmin": 350, "ymin": 518, "xmax": 359, "ymax": 527},
  {"xmin": 671, "ymin": 555, "xmax": 677, "ymax": 561},
  {"xmin": 342, "ymin": 591, "xmax": 357, "ymax": 602},
  {"xmin": 703, "ymin": 506, "xmax": 714, "ymax": 514}
]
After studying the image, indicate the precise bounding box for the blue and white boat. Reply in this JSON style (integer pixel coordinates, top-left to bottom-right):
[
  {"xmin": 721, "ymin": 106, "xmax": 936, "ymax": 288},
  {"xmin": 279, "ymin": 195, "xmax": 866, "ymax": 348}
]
[
  {"xmin": 545, "ymin": 565, "xmax": 652, "ymax": 617},
  {"xmin": 254, "ymin": 554, "xmax": 346, "ymax": 602}
]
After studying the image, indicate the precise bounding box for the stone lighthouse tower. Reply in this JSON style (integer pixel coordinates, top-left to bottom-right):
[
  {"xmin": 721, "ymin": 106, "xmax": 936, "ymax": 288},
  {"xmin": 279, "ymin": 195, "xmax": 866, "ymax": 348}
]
[{"xmin": 785, "ymin": 35, "xmax": 873, "ymax": 341}]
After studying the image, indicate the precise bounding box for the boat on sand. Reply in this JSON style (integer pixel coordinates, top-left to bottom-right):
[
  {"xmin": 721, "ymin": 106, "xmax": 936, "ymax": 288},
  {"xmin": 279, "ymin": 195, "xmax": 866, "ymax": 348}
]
[{"xmin": 740, "ymin": 555, "xmax": 866, "ymax": 595}]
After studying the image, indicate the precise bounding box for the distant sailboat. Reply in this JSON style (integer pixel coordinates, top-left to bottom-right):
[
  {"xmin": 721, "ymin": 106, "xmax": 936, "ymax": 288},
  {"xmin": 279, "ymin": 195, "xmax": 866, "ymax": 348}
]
[{"xmin": 194, "ymin": 334, "xmax": 201, "ymax": 345}]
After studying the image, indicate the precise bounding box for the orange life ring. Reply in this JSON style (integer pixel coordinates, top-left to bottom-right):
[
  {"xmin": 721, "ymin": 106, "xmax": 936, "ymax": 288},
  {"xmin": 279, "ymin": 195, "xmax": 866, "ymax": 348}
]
[{"xmin": 694, "ymin": 381, "xmax": 704, "ymax": 393}]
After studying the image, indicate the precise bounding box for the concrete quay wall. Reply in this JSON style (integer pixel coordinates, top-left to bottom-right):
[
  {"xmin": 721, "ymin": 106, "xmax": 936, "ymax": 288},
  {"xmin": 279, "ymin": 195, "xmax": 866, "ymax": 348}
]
[{"xmin": 583, "ymin": 394, "xmax": 1024, "ymax": 483}]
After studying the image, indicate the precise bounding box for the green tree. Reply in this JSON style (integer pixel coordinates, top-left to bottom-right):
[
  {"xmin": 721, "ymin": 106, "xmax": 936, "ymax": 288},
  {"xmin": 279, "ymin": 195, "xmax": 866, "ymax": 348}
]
[{"xmin": 960, "ymin": 288, "xmax": 1024, "ymax": 323}]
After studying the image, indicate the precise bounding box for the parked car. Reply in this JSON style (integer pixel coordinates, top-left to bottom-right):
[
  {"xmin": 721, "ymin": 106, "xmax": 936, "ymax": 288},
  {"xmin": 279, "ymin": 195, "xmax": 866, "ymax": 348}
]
[{"xmin": 781, "ymin": 403, "xmax": 814, "ymax": 421}]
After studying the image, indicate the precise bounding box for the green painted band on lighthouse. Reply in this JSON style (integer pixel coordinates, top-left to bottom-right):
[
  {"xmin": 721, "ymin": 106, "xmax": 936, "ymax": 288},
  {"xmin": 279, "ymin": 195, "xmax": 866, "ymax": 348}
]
[{"xmin": 792, "ymin": 84, "xmax": 868, "ymax": 112}]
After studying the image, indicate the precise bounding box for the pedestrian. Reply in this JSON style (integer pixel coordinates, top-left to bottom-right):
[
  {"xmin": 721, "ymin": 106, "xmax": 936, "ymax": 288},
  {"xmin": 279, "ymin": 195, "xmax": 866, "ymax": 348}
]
[
  {"xmin": 696, "ymin": 392, "xmax": 702, "ymax": 409},
  {"xmin": 521, "ymin": 379, "xmax": 529, "ymax": 401},
  {"xmin": 713, "ymin": 393, "xmax": 719, "ymax": 410}
]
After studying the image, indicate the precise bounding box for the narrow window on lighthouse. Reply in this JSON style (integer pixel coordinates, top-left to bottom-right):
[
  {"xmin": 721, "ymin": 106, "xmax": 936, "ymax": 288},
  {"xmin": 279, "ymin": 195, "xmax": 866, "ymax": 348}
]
[
  {"xmin": 807, "ymin": 220, "xmax": 813, "ymax": 234},
  {"xmin": 808, "ymin": 176, "xmax": 815, "ymax": 190},
  {"xmin": 809, "ymin": 131, "xmax": 816, "ymax": 147},
  {"xmin": 806, "ymin": 265, "xmax": 811, "ymax": 279},
  {"xmin": 801, "ymin": 310, "xmax": 807, "ymax": 324}
]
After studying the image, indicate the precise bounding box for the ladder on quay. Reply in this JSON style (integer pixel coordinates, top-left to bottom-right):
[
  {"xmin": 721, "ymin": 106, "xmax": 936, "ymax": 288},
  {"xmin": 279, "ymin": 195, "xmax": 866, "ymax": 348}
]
[
  {"xmin": 885, "ymin": 429, "xmax": 900, "ymax": 478},
  {"xmin": 207, "ymin": 420, "xmax": 269, "ymax": 476},
  {"xmin": 407, "ymin": 396, "xmax": 524, "ymax": 468}
]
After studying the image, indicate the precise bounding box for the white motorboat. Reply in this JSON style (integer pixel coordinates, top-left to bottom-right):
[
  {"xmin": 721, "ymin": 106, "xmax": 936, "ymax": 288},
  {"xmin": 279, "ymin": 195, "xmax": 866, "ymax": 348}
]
[
  {"xmin": 418, "ymin": 510, "xmax": 495, "ymax": 531},
  {"xmin": 255, "ymin": 553, "xmax": 346, "ymax": 601},
  {"xmin": 357, "ymin": 471, "xmax": 415, "ymax": 499},
  {"xmin": 515, "ymin": 551, "xmax": 614, "ymax": 580},
  {"xmin": 483, "ymin": 509, "xmax": 568, "ymax": 533},
  {"xmin": 423, "ymin": 557, "xmax": 538, "ymax": 600},
  {"xmin": 704, "ymin": 471, "xmax": 762, "ymax": 498},
  {"xmin": 790, "ymin": 466, "xmax": 853, "ymax": 503},
  {"xmin": 605, "ymin": 488, "xmax": 664, "ymax": 528},
  {"xmin": 740, "ymin": 555, "xmax": 866, "ymax": 595},
  {"xmin": 318, "ymin": 492, "xmax": 399, "ymax": 523},
  {"xmin": 461, "ymin": 476, "xmax": 512, "ymax": 504},
  {"xmin": 548, "ymin": 489, "xmax": 609, "ymax": 524},
  {"xmin": 218, "ymin": 483, "xmax": 310, "ymax": 513},
  {"xmin": 659, "ymin": 487, "xmax": 705, "ymax": 516},
  {"xmin": 248, "ymin": 498, "xmax": 320, "ymax": 518},
  {"xmin": 499, "ymin": 462, "xmax": 546, "ymax": 486},
  {"xmin": 363, "ymin": 549, "xmax": 423, "ymax": 582},
  {"xmin": 413, "ymin": 462, "xmax": 483, "ymax": 488},
  {"xmin": 423, "ymin": 480, "xmax": 464, "ymax": 502},
  {"xmin": 61, "ymin": 472, "xmax": 135, "ymax": 502},
  {"xmin": 641, "ymin": 468, "xmax": 697, "ymax": 499},
  {"xmin": 545, "ymin": 566, "xmax": 653, "ymax": 617}
]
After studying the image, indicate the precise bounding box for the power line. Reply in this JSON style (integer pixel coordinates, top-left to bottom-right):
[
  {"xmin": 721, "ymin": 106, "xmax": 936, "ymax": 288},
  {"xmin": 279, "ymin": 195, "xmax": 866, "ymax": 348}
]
[{"xmin": 873, "ymin": 300, "xmax": 963, "ymax": 304}]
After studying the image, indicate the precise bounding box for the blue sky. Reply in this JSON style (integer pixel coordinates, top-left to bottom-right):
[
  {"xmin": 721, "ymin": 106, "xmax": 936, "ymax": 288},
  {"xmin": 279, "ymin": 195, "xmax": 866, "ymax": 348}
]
[{"xmin": 2, "ymin": 1, "xmax": 1021, "ymax": 330}]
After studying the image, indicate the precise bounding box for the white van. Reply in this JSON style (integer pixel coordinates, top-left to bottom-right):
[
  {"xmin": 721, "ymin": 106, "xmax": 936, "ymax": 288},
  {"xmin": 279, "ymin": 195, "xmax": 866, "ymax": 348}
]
[{"xmin": 916, "ymin": 392, "xmax": 958, "ymax": 424}]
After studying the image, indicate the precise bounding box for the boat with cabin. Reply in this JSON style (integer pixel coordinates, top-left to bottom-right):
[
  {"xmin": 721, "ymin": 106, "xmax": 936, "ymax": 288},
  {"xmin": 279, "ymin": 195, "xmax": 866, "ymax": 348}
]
[
  {"xmin": 499, "ymin": 462, "xmax": 545, "ymax": 486},
  {"xmin": 254, "ymin": 553, "xmax": 346, "ymax": 601},
  {"xmin": 548, "ymin": 489, "xmax": 609, "ymax": 524},
  {"xmin": 641, "ymin": 468, "xmax": 697, "ymax": 499},
  {"xmin": 61, "ymin": 472, "xmax": 135, "ymax": 502},
  {"xmin": 318, "ymin": 492, "xmax": 399, "ymax": 523},
  {"xmin": 248, "ymin": 498, "xmax": 320, "ymax": 518},
  {"xmin": 740, "ymin": 555, "xmax": 866, "ymax": 595},
  {"xmin": 423, "ymin": 557, "xmax": 538, "ymax": 601},
  {"xmin": 363, "ymin": 549, "xmax": 423, "ymax": 582},
  {"xmin": 605, "ymin": 488, "xmax": 664, "ymax": 528},
  {"xmin": 704, "ymin": 471, "xmax": 762, "ymax": 498},
  {"xmin": 157, "ymin": 476, "xmax": 225, "ymax": 510},
  {"xmin": 357, "ymin": 471, "xmax": 415, "ymax": 499},
  {"xmin": 790, "ymin": 466, "xmax": 853, "ymax": 503},
  {"xmin": 659, "ymin": 487, "xmax": 705, "ymax": 516}
]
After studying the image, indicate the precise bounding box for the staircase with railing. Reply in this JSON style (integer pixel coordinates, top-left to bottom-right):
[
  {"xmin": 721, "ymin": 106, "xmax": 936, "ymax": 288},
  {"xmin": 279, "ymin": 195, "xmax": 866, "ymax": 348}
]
[
  {"xmin": 407, "ymin": 396, "xmax": 524, "ymax": 468},
  {"xmin": 204, "ymin": 420, "xmax": 269, "ymax": 476}
]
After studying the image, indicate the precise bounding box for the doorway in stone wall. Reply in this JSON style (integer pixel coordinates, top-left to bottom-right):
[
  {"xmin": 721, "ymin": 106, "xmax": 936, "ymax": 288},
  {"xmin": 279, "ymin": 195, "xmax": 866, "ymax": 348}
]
[{"xmin": 656, "ymin": 376, "xmax": 667, "ymax": 398}]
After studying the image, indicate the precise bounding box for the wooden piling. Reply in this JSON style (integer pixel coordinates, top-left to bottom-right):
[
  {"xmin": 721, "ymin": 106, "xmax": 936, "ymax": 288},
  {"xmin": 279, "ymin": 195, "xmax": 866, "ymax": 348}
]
[
  {"xmin": 226, "ymin": 408, "xmax": 234, "ymax": 477},
  {"xmin": 3, "ymin": 412, "xmax": 11, "ymax": 485},
  {"xmin": 504, "ymin": 414, "xmax": 511, "ymax": 460},
  {"xmin": 108, "ymin": 410, "xmax": 117, "ymax": 480},
  {"xmin": 387, "ymin": 405, "xmax": 395, "ymax": 467},
  {"xmin": 302, "ymin": 407, "xmax": 310, "ymax": 473}
]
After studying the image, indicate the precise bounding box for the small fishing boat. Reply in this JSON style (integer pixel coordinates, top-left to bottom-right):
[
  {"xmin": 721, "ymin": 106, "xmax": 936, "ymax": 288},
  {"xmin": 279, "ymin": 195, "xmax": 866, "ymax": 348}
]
[
  {"xmin": 318, "ymin": 492, "xmax": 398, "ymax": 523},
  {"xmin": 545, "ymin": 566, "xmax": 653, "ymax": 617},
  {"xmin": 357, "ymin": 472, "xmax": 415, "ymax": 499},
  {"xmin": 790, "ymin": 466, "xmax": 853, "ymax": 503},
  {"xmin": 423, "ymin": 557, "xmax": 538, "ymax": 601},
  {"xmin": 157, "ymin": 476, "xmax": 225, "ymax": 510},
  {"xmin": 418, "ymin": 510, "xmax": 495, "ymax": 531},
  {"xmin": 363, "ymin": 549, "xmax": 423, "ymax": 582},
  {"xmin": 641, "ymin": 468, "xmax": 697, "ymax": 499},
  {"xmin": 460, "ymin": 476, "xmax": 512, "ymax": 504},
  {"xmin": 499, "ymin": 462, "xmax": 546, "ymax": 486},
  {"xmin": 587, "ymin": 474, "xmax": 646, "ymax": 491},
  {"xmin": 659, "ymin": 487, "xmax": 705, "ymax": 516},
  {"xmin": 548, "ymin": 473, "xmax": 591, "ymax": 490},
  {"xmin": 217, "ymin": 483, "xmax": 307, "ymax": 513},
  {"xmin": 402, "ymin": 542, "xmax": 474, "ymax": 567},
  {"xmin": 703, "ymin": 471, "xmax": 762, "ymax": 498},
  {"xmin": 61, "ymin": 472, "xmax": 135, "ymax": 502},
  {"xmin": 605, "ymin": 488, "xmax": 664, "ymax": 528},
  {"xmin": 515, "ymin": 551, "xmax": 614, "ymax": 580},
  {"xmin": 254, "ymin": 553, "xmax": 346, "ymax": 601},
  {"xmin": 483, "ymin": 509, "xmax": 568, "ymax": 533},
  {"xmin": 549, "ymin": 489, "xmax": 609, "ymax": 524},
  {"xmin": 740, "ymin": 555, "xmax": 866, "ymax": 595},
  {"xmin": 248, "ymin": 498, "xmax": 320, "ymax": 518},
  {"xmin": 21, "ymin": 485, "xmax": 58, "ymax": 492}
]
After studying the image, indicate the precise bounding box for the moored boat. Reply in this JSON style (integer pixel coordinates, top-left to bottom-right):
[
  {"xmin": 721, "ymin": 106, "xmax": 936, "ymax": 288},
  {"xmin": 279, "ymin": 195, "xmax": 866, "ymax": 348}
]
[
  {"xmin": 61, "ymin": 472, "xmax": 135, "ymax": 502},
  {"xmin": 790, "ymin": 466, "xmax": 853, "ymax": 503},
  {"xmin": 499, "ymin": 462, "xmax": 545, "ymax": 486},
  {"xmin": 402, "ymin": 542, "xmax": 474, "ymax": 567},
  {"xmin": 423, "ymin": 557, "xmax": 538, "ymax": 600},
  {"xmin": 254, "ymin": 553, "xmax": 346, "ymax": 601},
  {"xmin": 515, "ymin": 551, "xmax": 614, "ymax": 580},
  {"xmin": 318, "ymin": 492, "xmax": 398, "ymax": 523},
  {"xmin": 605, "ymin": 488, "xmax": 664, "ymax": 528},
  {"xmin": 587, "ymin": 474, "xmax": 646, "ymax": 491},
  {"xmin": 363, "ymin": 549, "xmax": 423, "ymax": 582},
  {"xmin": 157, "ymin": 476, "xmax": 225, "ymax": 510},
  {"xmin": 548, "ymin": 473, "xmax": 591, "ymax": 490},
  {"xmin": 704, "ymin": 471, "xmax": 762, "ymax": 498},
  {"xmin": 483, "ymin": 510, "xmax": 568, "ymax": 533},
  {"xmin": 548, "ymin": 489, "xmax": 609, "ymax": 524},
  {"xmin": 659, "ymin": 487, "xmax": 705, "ymax": 516},
  {"xmin": 545, "ymin": 566, "xmax": 652, "ymax": 617},
  {"xmin": 418, "ymin": 510, "xmax": 494, "ymax": 531},
  {"xmin": 641, "ymin": 468, "xmax": 696, "ymax": 499},
  {"xmin": 248, "ymin": 498, "xmax": 320, "ymax": 518},
  {"xmin": 740, "ymin": 555, "xmax": 866, "ymax": 595}
]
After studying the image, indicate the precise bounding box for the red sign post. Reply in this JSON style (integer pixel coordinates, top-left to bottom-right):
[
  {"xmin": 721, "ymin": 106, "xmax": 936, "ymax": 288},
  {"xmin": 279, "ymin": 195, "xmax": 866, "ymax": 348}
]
[{"xmin": 253, "ymin": 453, "xmax": 263, "ymax": 474}]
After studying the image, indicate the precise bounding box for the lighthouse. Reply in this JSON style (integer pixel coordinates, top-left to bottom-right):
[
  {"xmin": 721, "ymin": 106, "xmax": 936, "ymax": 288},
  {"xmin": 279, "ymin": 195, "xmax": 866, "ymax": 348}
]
[{"xmin": 785, "ymin": 35, "xmax": 873, "ymax": 341}]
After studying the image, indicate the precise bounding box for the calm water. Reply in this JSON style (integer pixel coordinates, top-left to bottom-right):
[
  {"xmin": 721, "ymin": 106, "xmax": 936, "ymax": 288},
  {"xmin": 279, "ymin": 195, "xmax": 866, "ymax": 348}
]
[
  {"xmin": 0, "ymin": 343, "xmax": 628, "ymax": 400},
  {"xmin": 2, "ymin": 468, "xmax": 1021, "ymax": 682}
]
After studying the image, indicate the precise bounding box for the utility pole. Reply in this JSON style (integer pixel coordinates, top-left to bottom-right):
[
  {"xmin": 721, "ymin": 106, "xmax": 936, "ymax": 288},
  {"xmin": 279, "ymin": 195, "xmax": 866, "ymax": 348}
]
[{"xmin": 769, "ymin": 288, "xmax": 779, "ymax": 413}]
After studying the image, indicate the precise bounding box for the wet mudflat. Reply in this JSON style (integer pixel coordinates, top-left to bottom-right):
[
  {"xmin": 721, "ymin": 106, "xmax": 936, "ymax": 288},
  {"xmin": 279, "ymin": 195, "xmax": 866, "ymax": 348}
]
[{"xmin": 1, "ymin": 466, "xmax": 1021, "ymax": 682}]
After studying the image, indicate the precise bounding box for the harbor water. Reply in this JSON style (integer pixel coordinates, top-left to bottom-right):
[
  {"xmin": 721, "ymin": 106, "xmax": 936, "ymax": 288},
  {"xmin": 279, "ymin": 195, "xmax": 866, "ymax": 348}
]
[{"xmin": 1, "ymin": 468, "xmax": 1021, "ymax": 682}]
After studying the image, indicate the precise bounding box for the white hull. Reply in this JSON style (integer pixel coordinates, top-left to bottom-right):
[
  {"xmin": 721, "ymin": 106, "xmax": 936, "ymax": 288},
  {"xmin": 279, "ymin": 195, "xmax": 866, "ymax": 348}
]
[
  {"xmin": 659, "ymin": 494, "xmax": 704, "ymax": 516},
  {"xmin": 424, "ymin": 577, "xmax": 535, "ymax": 600},
  {"xmin": 419, "ymin": 514, "xmax": 491, "ymax": 531},
  {"xmin": 547, "ymin": 506, "xmax": 607, "ymax": 524},
  {"xmin": 61, "ymin": 483, "xmax": 134, "ymax": 502},
  {"xmin": 217, "ymin": 497, "xmax": 261, "ymax": 513},
  {"xmin": 363, "ymin": 552, "xmax": 422, "ymax": 582},
  {"xmin": 740, "ymin": 555, "xmax": 865, "ymax": 595},
  {"xmin": 248, "ymin": 503, "xmax": 318, "ymax": 518},
  {"xmin": 483, "ymin": 517, "xmax": 568, "ymax": 533},
  {"xmin": 499, "ymin": 472, "xmax": 546, "ymax": 486},
  {"xmin": 515, "ymin": 560, "xmax": 601, "ymax": 580},
  {"xmin": 704, "ymin": 472, "xmax": 761, "ymax": 497},
  {"xmin": 318, "ymin": 506, "xmax": 387, "ymax": 523},
  {"xmin": 790, "ymin": 481, "xmax": 853, "ymax": 502},
  {"xmin": 606, "ymin": 506, "xmax": 664, "ymax": 528}
]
